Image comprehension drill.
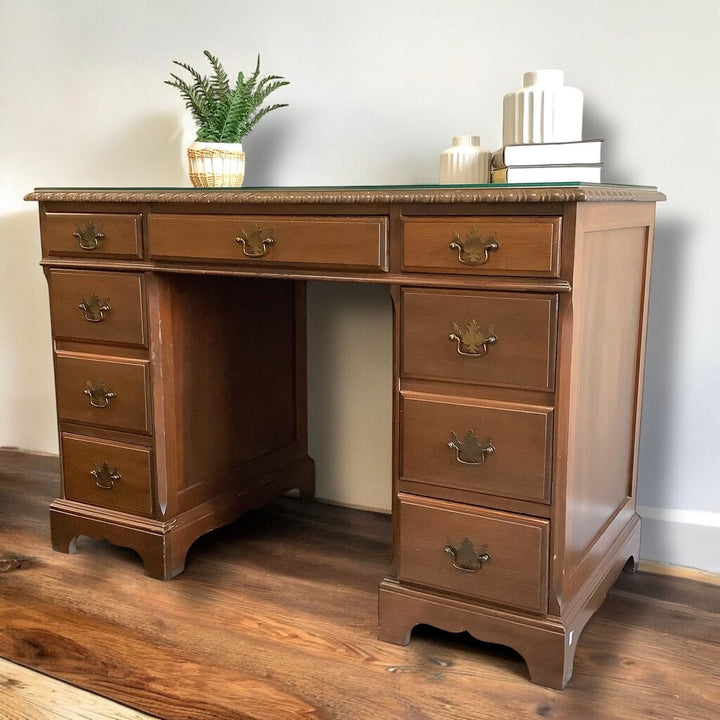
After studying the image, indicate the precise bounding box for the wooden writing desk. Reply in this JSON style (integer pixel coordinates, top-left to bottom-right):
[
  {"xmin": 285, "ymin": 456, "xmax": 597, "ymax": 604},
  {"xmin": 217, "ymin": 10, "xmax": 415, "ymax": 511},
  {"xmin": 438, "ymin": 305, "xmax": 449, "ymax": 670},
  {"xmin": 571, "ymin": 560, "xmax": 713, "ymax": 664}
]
[{"xmin": 27, "ymin": 184, "xmax": 664, "ymax": 688}]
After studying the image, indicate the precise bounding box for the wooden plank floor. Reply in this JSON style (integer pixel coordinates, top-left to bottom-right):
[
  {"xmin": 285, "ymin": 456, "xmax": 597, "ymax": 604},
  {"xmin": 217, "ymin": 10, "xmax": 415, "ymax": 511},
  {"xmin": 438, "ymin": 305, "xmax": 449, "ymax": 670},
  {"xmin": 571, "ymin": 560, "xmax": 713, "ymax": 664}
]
[
  {"xmin": 1, "ymin": 449, "xmax": 719, "ymax": 720},
  {"xmin": 0, "ymin": 657, "xmax": 158, "ymax": 719}
]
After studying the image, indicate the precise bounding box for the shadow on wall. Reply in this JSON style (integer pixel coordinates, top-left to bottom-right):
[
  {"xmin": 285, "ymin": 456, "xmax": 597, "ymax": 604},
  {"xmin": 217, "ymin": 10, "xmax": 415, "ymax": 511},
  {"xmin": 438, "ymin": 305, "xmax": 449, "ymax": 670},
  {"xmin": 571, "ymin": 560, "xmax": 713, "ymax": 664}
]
[
  {"xmin": 584, "ymin": 99, "xmax": 686, "ymax": 535},
  {"xmin": 636, "ymin": 219, "xmax": 686, "ymax": 519},
  {"xmin": 97, "ymin": 112, "xmax": 190, "ymax": 187},
  {"xmin": 583, "ymin": 99, "xmax": 635, "ymax": 185},
  {"xmin": 0, "ymin": 208, "xmax": 58, "ymax": 452},
  {"xmin": 240, "ymin": 123, "xmax": 293, "ymax": 187}
]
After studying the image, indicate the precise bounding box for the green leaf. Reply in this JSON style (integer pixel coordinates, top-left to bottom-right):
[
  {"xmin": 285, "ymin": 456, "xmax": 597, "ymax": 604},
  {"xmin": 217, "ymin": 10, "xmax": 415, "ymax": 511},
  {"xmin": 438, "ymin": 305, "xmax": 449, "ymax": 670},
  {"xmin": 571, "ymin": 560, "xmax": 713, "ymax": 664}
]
[{"xmin": 204, "ymin": 50, "xmax": 231, "ymax": 98}]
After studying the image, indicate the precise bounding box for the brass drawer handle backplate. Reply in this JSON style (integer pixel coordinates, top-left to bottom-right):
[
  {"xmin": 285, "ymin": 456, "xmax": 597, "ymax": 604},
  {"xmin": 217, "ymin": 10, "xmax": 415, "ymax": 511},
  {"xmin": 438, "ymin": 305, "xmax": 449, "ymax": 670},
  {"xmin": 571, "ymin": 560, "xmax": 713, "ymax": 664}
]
[
  {"xmin": 444, "ymin": 537, "xmax": 491, "ymax": 572},
  {"xmin": 449, "ymin": 229, "xmax": 499, "ymax": 266},
  {"xmin": 90, "ymin": 462, "xmax": 121, "ymax": 490},
  {"xmin": 84, "ymin": 380, "xmax": 116, "ymax": 409},
  {"xmin": 78, "ymin": 295, "xmax": 111, "ymax": 323},
  {"xmin": 236, "ymin": 226, "xmax": 275, "ymax": 258},
  {"xmin": 448, "ymin": 430, "xmax": 495, "ymax": 465},
  {"xmin": 449, "ymin": 320, "xmax": 498, "ymax": 357},
  {"xmin": 73, "ymin": 222, "xmax": 105, "ymax": 251}
]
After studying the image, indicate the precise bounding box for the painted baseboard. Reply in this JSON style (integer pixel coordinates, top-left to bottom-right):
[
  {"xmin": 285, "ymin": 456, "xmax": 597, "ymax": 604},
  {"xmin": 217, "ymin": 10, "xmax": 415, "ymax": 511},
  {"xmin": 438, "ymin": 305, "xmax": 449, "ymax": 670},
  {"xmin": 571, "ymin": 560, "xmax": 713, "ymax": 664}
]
[{"xmin": 638, "ymin": 505, "xmax": 720, "ymax": 575}]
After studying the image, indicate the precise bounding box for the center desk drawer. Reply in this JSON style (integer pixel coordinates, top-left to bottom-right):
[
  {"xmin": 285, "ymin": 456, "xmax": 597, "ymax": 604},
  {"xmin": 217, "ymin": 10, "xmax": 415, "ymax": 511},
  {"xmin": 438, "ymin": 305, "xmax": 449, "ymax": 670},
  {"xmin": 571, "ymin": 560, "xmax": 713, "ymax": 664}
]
[
  {"xmin": 398, "ymin": 496, "xmax": 549, "ymax": 614},
  {"xmin": 61, "ymin": 433, "xmax": 153, "ymax": 517},
  {"xmin": 48, "ymin": 269, "xmax": 147, "ymax": 347},
  {"xmin": 402, "ymin": 289, "xmax": 557, "ymax": 391},
  {"xmin": 149, "ymin": 215, "xmax": 389, "ymax": 271},
  {"xmin": 402, "ymin": 216, "xmax": 560, "ymax": 276},
  {"xmin": 55, "ymin": 354, "xmax": 151, "ymax": 434},
  {"xmin": 401, "ymin": 394, "xmax": 552, "ymax": 504}
]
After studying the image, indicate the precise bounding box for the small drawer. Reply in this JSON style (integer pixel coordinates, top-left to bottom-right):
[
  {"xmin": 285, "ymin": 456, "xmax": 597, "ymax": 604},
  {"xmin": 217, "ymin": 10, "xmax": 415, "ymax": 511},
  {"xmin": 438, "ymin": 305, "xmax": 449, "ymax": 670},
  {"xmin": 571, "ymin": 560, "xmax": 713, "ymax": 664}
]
[
  {"xmin": 61, "ymin": 433, "xmax": 153, "ymax": 516},
  {"xmin": 42, "ymin": 212, "xmax": 142, "ymax": 259},
  {"xmin": 402, "ymin": 288, "xmax": 557, "ymax": 391},
  {"xmin": 398, "ymin": 495, "xmax": 549, "ymax": 613},
  {"xmin": 148, "ymin": 214, "xmax": 389, "ymax": 271},
  {"xmin": 402, "ymin": 216, "xmax": 560, "ymax": 276},
  {"xmin": 55, "ymin": 354, "xmax": 151, "ymax": 434},
  {"xmin": 401, "ymin": 394, "xmax": 552, "ymax": 504},
  {"xmin": 48, "ymin": 269, "xmax": 147, "ymax": 347}
]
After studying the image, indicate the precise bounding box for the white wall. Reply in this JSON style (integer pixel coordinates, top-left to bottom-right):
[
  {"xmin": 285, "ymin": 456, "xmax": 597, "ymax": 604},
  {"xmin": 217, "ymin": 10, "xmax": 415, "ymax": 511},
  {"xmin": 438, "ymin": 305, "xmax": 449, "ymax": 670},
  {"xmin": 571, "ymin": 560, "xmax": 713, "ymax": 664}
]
[{"xmin": 1, "ymin": 1, "xmax": 718, "ymax": 569}]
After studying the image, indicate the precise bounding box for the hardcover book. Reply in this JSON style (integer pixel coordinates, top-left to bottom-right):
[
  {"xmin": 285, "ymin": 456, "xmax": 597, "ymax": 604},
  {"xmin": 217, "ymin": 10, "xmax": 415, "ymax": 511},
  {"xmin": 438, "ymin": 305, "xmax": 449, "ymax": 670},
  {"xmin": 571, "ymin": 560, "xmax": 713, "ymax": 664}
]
[
  {"xmin": 492, "ymin": 139, "xmax": 603, "ymax": 169},
  {"xmin": 491, "ymin": 164, "xmax": 603, "ymax": 183}
]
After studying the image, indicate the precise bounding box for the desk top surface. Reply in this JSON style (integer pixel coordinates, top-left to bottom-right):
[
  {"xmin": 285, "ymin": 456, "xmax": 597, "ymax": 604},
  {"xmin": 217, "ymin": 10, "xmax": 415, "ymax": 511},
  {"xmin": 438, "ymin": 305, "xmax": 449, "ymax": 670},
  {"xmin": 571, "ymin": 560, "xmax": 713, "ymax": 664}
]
[{"xmin": 25, "ymin": 183, "xmax": 665, "ymax": 205}]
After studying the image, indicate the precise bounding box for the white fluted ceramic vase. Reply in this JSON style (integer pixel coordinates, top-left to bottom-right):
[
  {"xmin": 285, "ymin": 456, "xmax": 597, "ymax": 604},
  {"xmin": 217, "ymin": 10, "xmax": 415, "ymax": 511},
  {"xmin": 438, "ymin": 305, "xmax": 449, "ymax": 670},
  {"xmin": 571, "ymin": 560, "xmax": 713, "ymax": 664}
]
[
  {"xmin": 503, "ymin": 70, "xmax": 583, "ymax": 146},
  {"xmin": 439, "ymin": 136, "xmax": 491, "ymax": 184}
]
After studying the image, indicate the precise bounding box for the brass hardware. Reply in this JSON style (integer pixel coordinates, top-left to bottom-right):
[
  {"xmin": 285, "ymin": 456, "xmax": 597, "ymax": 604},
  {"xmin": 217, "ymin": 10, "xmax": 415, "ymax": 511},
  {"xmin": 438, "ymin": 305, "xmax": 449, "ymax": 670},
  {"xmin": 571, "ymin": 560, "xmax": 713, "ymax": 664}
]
[
  {"xmin": 449, "ymin": 320, "xmax": 497, "ymax": 357},
  {"xmin": 73, "ymin": 222, "xmax": 105, "ymax": 250},
  {"xmin": 84, "ymin": 380, "xmax": 116, "ymax": 408},
  {"xmin": 78, "ymin": 295, "xmax": 111, "ymax": 322},
  {"xmin": 90, "ymin": 462, "xmax": 121, "ymax": 490},
  {"xmin": 236, "ymin": 226, "xmax": 275, "ymax": 257},
  {"xmin": 449, "ymin": 229, "xmax": 499, "ymax": 265},
  {"xmin": 448, "ymin": 430, "xmax": 495, "ymax": 465},
  {"xmin": 444, "ymin": 537, "xmax": 491, "ymax": 572}
]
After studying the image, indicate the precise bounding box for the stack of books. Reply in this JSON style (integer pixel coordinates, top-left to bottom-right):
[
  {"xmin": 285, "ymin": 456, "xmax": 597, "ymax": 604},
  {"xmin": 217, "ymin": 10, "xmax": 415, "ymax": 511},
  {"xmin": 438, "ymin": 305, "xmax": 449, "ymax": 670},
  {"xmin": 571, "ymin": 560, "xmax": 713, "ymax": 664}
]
[{"xmin": 491, "ymin": 139, "xmax": 603, "ymax": 183}]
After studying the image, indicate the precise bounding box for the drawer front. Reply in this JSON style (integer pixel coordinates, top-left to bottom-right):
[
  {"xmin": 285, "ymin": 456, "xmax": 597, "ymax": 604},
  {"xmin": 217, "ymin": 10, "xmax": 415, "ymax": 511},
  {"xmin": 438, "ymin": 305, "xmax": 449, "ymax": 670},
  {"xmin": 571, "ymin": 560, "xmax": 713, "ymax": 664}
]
[
  {"xmin": 398, "ymin": 496, "xmax": 549, "ymax": 613},
  {"xmin": 42, "ymin": 212, "xmax": 142, "ymax": 259},
  {"xmin": 55, "ymin": 354, "xmax": 151, "ymax": 434},
  {"xmin": 61, "ymin": 433, "xmax": 153, "ymax": 516},
  {"xmin": 401, "ymin": 394, "xmax": 552, "ymax": 504},
  {"xmin": 402, "ymin": 289, "xmax": 557, "ymax": 391},
  {"xmin": 402, "ymin": 217, "xmax": 560, "ymax": 276},
  {"xmin": 48, "ymin": 270, "xmax": 147, "ymax": 347},
  {"xmin": 149, "ymin": 214, "xmax": 389, "ymax": 271}
]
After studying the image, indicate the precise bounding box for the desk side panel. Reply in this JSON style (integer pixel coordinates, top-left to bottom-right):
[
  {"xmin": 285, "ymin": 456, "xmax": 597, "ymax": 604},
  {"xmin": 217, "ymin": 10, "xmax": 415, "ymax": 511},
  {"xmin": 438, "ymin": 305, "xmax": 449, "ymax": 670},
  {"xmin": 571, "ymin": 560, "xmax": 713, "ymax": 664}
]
[{"xmin": 552, "ymin": 202, "xmax": 655, "ymax": 610}]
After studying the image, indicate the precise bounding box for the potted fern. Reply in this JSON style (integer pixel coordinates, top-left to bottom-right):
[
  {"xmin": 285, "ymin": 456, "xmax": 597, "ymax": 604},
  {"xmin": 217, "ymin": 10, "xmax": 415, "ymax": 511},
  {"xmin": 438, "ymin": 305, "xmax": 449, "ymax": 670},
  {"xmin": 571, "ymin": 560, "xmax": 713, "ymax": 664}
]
[{"xmin": 166, "ymin": 51, "xmax": 289, "ymax": 187}]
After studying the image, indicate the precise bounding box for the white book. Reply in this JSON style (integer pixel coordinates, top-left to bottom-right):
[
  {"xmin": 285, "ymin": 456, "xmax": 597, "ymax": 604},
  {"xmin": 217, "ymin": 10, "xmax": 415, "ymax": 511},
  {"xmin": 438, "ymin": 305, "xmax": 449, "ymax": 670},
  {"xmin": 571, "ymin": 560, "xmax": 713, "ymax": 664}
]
[
  {"xmin": 492, "ymin": 139, "xmax": 603, "ymax": 168},
  {"xmin": 491, "ymin": 164, "xmax": 603, "ymax": 184}
]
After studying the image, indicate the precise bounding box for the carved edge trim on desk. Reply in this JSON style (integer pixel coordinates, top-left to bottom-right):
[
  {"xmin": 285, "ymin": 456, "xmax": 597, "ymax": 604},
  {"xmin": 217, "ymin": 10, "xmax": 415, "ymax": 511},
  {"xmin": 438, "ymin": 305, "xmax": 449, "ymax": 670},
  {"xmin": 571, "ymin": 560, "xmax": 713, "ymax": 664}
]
[{"xmin": 24, "ymin": 186, "xmax": 666, "ymax": 204}]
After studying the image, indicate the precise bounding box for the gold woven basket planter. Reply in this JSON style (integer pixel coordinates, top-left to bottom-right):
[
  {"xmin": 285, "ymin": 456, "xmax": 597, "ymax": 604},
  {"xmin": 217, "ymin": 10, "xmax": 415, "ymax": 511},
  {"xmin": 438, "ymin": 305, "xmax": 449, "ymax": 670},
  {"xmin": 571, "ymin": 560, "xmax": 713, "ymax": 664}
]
[{"xmin": 187, "ymin": 142, "xmax": 245, "ymax": 187}]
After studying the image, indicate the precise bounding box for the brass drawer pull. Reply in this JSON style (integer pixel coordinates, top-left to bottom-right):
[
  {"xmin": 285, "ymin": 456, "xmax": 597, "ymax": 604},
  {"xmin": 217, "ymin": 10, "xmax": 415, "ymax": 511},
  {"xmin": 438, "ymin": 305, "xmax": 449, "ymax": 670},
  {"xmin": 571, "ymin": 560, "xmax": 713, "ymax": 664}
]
[
  {"xmin": 84, "ymin": 380, "xmax": 116, "ymax": 408},
  {"xmin": 78, "ymin": 295, "xmax": 111, "ymax": 322},
  {"xmin": 449, "ymin": 320, "xmax": 497, "ymax": 357},
  {"xmin": 73, "ymin": 222, "xmax": 105, "ymax": 250},
  {"xmin": 444, "ymin": 537, "xmax": 491, "ymax": 572},
  {"xmin": 90, "ymin": 462, "xmax": 121, "ymax": 490},
  {"xmin": 236, "ymin": 226, "xmax": 275, "ymax": 257},
  {"xmin": 448, "ymin": 430, "xmax": 495, "ymax": 465},
  {"xmin": 449, "ymin": 229, "xmax": 499, "ymax": 265}
]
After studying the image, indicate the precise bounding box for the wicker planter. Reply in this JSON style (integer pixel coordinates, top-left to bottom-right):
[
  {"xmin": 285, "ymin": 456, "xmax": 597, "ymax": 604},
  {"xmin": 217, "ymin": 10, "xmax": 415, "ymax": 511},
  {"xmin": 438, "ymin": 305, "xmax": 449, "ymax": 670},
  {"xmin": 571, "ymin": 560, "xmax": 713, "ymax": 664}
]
[{"xmin": 187, "ymin": 142, "xmax": 245, "ymax": 187}]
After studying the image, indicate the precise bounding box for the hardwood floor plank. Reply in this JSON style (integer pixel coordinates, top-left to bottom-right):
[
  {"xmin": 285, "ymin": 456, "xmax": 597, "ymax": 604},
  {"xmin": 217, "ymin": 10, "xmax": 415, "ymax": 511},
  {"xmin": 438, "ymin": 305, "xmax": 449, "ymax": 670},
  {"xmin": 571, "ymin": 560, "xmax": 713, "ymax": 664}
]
[
  {"xmin": 639, "ymin": 559, "xmax": 720, "ymax": 587},
  {"xmin": 0, "ymin": 658, "xmax": 158, "ymax": 720},
  {"xmin": 613, "ymin": 569, "xmax": 720, "ymax": 613},
  {"xmin": 1, "ymin": 450, "xmax": 719, "ymax": 720},
  {"xmin": 597, "ymin": 585, "xmax": 720, "ymax": 643}
]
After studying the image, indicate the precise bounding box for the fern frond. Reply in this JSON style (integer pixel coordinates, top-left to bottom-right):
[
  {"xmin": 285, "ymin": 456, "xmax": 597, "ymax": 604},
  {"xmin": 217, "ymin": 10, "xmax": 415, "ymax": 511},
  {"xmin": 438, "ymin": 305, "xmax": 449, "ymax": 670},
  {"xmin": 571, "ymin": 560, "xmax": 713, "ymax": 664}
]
[
  {"xmin": 171, "ymin": 60, "xmax": 204, "ymax": 86},
  {"xmin": 165, "ymin": 75, "xmax": 210, "ymax": 130},
  {"xmin": 204, "ymin": 50, "xmax": 230, "ymax": 97},
  {"xmin": 253, "ymin": 79, "xmax": 290, "ymax": 106},
  {"xmin": 256, "ymin": 75, "xmax": 288, "ymax": 92},
  {"xmin": 219, "ymin": 87, "xmax": 249, "ymax": 142},
  {"xmin": 245, "ymin": 102, "xmax": 289, "ymax": 133},
  {"xmin": 246, "ymin": 55, "xmax": 262, "ymax": 94}
]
